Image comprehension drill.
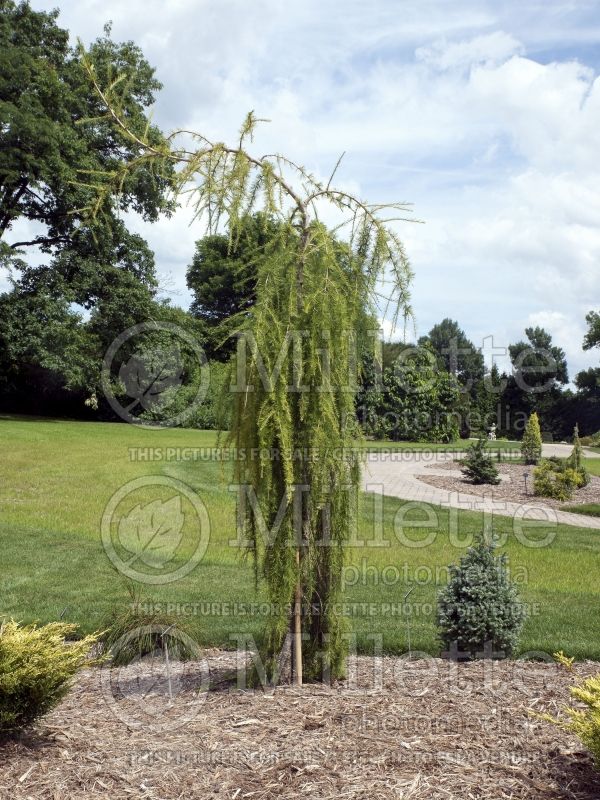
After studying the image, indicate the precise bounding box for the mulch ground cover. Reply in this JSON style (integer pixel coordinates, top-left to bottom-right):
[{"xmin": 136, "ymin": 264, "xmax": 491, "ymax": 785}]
[{"xmin": 1, "ymin": 651, "xmax": 599, "ymax": 799}]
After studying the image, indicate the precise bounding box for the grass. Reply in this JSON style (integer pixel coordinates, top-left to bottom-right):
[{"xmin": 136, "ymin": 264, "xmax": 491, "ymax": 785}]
[
  {"xmin": 561, "ymin": 504, "xmax": 600, "ymax": 518},
  {"xmin": 1, "ymin": 415, "xmax": 600, "ymax": 659},
  {"xmin": 363, "ymin": 437, "xmax": 523, "ymax": 454},
  {"xmin": 584, "ymin": 459, "xmax": 600, "ymax": 477}
]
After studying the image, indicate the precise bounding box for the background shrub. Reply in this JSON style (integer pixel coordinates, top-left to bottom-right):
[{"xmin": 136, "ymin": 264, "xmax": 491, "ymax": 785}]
[
  {"xmin": 139, "ymin": 360, "xmax": 230, "ymax": 430},
  {"xmin": 0, "ymin": 621, "xmax": 98, "ymax": 736},
  {"xmin": 358, "ymin": 345, "xmax": 461, "ymax": 443},
  {"xmin": 534, "ymin": 456, "xmax": 588, "ymax": 501},
  {"xmin": 580, "ymin": 430, "xmax": 600, "ymax": 447},
  {"xmin": 437, "ymin": 537, "xmax": 525, "ymax": 659},
  {"xmin": 461, "ymin": 437, "xmax": 500, "ymax": 485}
]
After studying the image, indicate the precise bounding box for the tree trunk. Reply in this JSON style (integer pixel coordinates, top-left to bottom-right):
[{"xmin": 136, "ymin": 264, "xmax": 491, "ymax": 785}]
[
  {"xmin": 291, "ymin": 226, "xmax": 308, "ymax": 686},
  {"xmin": 293, "ymin": 549, "xmax": 303, "ymax": 685}
]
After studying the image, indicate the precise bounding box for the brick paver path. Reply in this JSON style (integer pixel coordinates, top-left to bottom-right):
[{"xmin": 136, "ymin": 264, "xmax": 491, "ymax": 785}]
[{"xmin": 362, "ymin": 444, "xmax": 600, "ymax": 530}]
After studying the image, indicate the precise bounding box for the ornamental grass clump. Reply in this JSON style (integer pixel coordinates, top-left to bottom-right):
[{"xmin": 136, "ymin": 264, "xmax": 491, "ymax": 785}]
[
  {"xmin": 437, "ymin": 537, "xmax": 525, "ymax": 660},
  {"xmin": 0, "ymin": 620, "xmax": 98, "ymax": 736},
  {"xmin": 98, "ymin": 604, "xmax": 199, "ymax": 666}
]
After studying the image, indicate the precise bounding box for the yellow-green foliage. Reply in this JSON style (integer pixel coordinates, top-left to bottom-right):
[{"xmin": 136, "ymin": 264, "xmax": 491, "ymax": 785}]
[
  {"xmin": 554, "ymin": 650, "xmax": 575, "ymax": 671},
  {"xmin": 0, "ymin": 620, "xmax": 98, "ymax": 735},
  {"xmin": 544, "ymin": 675, "xmax": 600, "ymax": 768},
  {"xmin": 521, "ymin": 411, "xmax": 543, "ymax": 465},
  {"xmin": 228, "ymin": 224, "xmax": 370, "ymax": 681},
  {"xmin": 567, "ymin": 675, "xmax": 600, "ymax": 766},
  {"xmin": 534, "ymin": 460, "xmax": 576, "ymax": 501},
  {"xmin": 567, "ymin": 424, "xmax": 589, "ymax": 485},
  {"xmin": 534, "ymin": 458, "xmax": 587, "ymax": 501}
]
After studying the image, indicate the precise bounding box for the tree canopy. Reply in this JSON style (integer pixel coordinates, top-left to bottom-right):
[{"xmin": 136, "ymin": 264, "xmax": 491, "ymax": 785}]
[
  {"xmin": 419, "ymin": 317, "xmax": 484, "ymax": 389},
  {"xmin": 0, "ymin": 0, "xmax": 173, "ymax": 301},
  {"xmin": 0, "ymin": 1, "xmax": 180, "ymax": 414},
  {"xmin": 509, "ymin": 326, "xmax": 568, "ymax": 391},
  {"xmin": 186, "ymin": 214, "xmax": 282, "ymax": 359},
  {"xmin": 583, "ymin": 310, "xmax": 600, "ymax": 352}
]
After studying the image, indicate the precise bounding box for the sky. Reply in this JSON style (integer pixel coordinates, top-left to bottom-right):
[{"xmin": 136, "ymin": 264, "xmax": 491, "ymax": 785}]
[{"xmin": 11, "ymin": 0, "xmax": 600, "ymax": 378}]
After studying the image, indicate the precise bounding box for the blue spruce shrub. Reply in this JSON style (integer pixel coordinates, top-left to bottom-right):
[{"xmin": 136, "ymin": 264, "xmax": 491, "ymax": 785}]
[{"xmin": 437, "ymin": 536, "xmax": 525, "ymax": 659}]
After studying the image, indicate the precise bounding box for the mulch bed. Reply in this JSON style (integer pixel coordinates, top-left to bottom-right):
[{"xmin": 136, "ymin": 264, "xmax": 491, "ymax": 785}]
[
  {"xmin": 418, "ymin": 461, "xmax": 600, "ymax": 510},
  {"xmin": 1, "ymin": 651, "xmax": 600, "ymax": 799}
]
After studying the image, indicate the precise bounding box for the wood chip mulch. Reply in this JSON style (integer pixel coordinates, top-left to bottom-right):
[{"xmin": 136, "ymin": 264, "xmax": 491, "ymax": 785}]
[
  {"xmin": 418, "ymin": 462, "xmax": 600, "ymax": 509},
  {"xmin": 1, "ymin": 651, "xmax": 600, "ymax": 799}
]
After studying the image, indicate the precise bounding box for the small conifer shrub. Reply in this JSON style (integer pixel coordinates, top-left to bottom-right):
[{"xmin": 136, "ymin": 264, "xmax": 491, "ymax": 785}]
[
  {"xmin": 437, "ymin": 537, "xmax": 526, "ymax": 659},
  {"xmin": 567, "ymin": 424, "xmax": 589, "ymax": 486},
  {"xmin": 461, "ymin": 437, "xmax": 500, "ymax": 485},
  {"xmin": 521, "ymin": 412, "xmax": 543, "ymax": 465},
  {"xmin": 0, "ymin": 621, "xmax": 98, "ymax": 736}
]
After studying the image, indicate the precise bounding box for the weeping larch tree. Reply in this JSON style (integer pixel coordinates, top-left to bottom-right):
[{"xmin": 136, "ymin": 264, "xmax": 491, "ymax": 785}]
[{"xmin": 79, "ymin": 50, "xmax": 415, "ymax": 684}]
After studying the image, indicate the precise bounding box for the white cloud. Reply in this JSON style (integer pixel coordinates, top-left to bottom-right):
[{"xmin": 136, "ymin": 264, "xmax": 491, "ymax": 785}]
[{"xmin": 416, "ymin": 31, "xmax": 523, "ymax": 69}]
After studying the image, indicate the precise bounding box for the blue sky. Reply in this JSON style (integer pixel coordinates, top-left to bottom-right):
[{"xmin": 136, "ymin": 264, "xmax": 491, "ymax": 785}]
[{"xmin": 11, "ymin": 0, "xmax": 600, "ymax": 378}]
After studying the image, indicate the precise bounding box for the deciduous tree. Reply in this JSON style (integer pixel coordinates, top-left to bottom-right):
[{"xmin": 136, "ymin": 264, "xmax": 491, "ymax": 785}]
[{"xmin": 79, "ymin": 50, "xmax": 415, "ymax": 683}]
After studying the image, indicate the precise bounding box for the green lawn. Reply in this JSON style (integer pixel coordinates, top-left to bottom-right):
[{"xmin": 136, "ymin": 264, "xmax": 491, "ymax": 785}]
[
  {"xmin": 562, "ymin": 503, "xmax": 600, "ymax": 518},
  {"xmin": 1, "ymin": 415, "xmax": 599, "ymax": 659},
  {"xmin": 363, "ymin": 437, "xmax": 522, "ymax": 454},
  {"xmin": 585, "ymin": 459, "xmax": 600, "ymax": 477}
]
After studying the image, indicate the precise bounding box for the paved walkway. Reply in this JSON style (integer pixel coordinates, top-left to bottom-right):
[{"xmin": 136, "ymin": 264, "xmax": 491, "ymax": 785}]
[{"xmin": 361, "ymin": 444, "xmax": 600, "ymax": 530}]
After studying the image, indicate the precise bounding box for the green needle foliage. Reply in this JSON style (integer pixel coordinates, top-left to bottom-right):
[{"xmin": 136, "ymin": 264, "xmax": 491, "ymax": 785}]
[
  {"xmin": 437, "ymin": 536, "xmax": 526, "ymax": 660},
  {"xmin": 567, "ymin": 423, "xmax": 588, "ymax": 485},
  {"xmin": 229, "ymin": 227, "xmax": 370, "ymax": 681},
  {"xmin": 77, "ymin": 49, "xmax": 415, "ymax": 683},
  {"xmin": 461, "ymin": 437, "xmax": 500, "ymax": 485},
  {"xmin": 521, "ymin": 411, "xmax": 543, "ymax": 465}
]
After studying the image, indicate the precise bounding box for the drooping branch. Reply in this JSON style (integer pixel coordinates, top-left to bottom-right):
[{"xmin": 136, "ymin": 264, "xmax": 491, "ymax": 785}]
[{"xmin": 77, "ymin": 43, "xmax": 416, "ymax": 324}]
